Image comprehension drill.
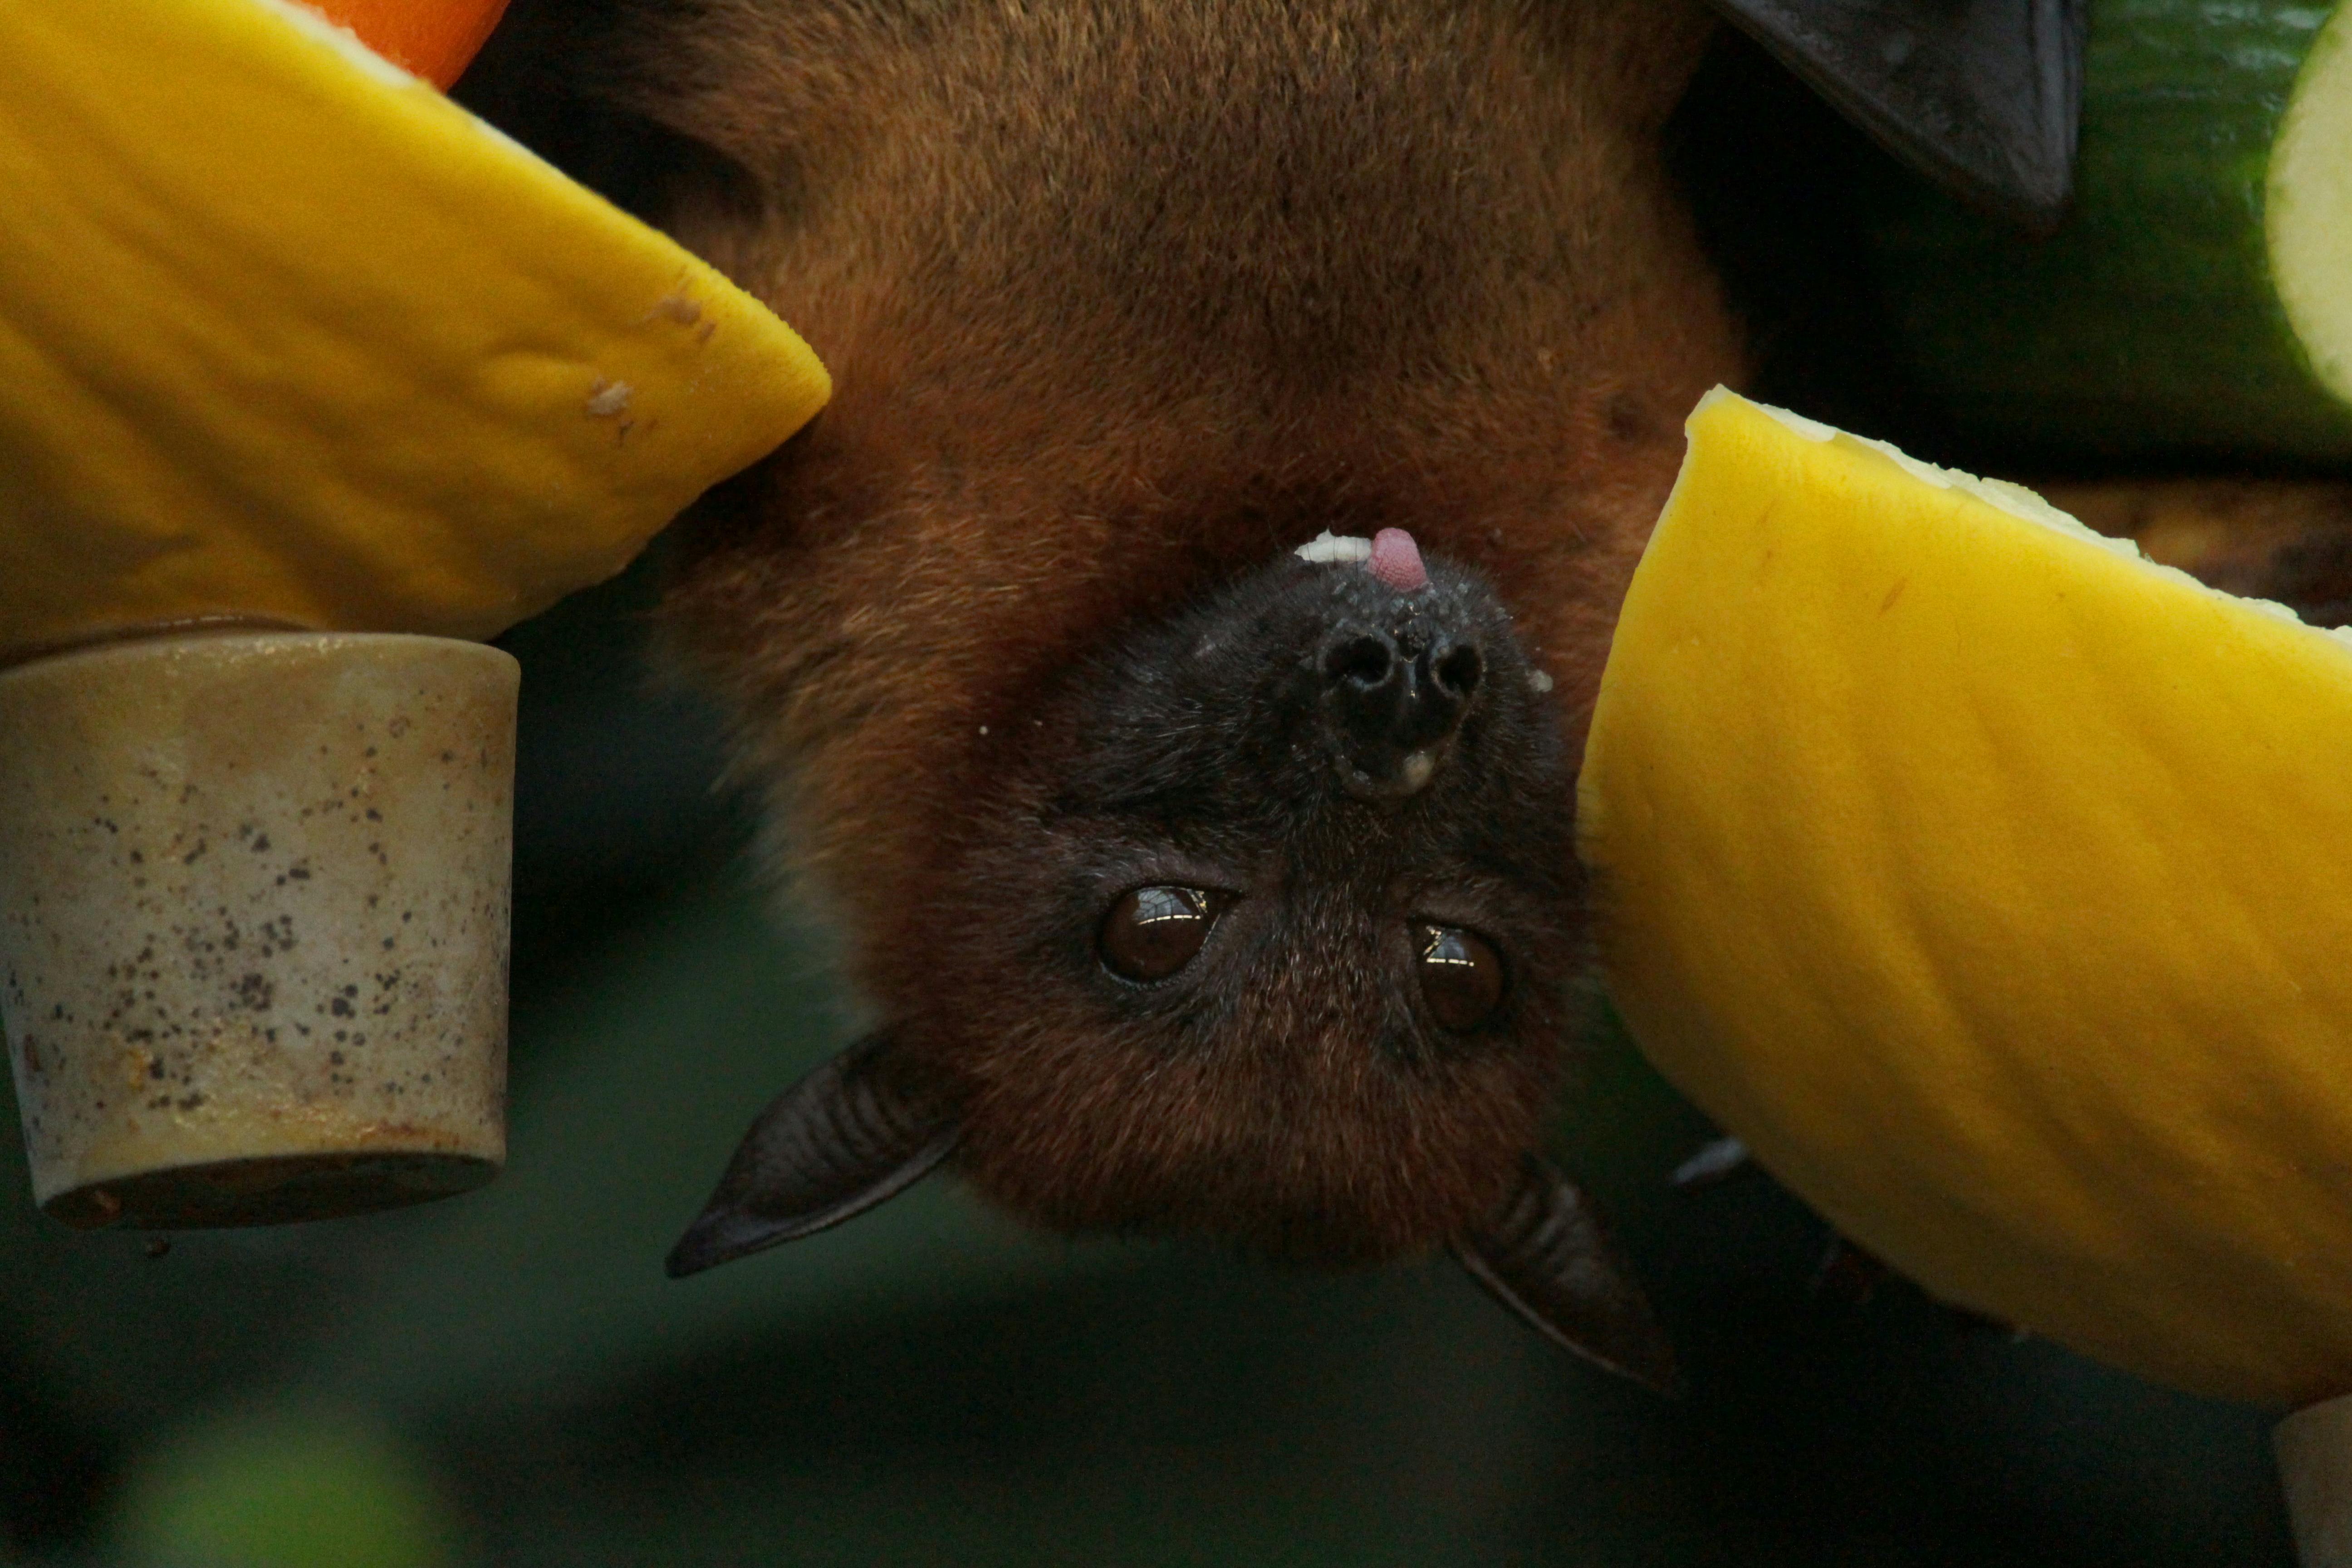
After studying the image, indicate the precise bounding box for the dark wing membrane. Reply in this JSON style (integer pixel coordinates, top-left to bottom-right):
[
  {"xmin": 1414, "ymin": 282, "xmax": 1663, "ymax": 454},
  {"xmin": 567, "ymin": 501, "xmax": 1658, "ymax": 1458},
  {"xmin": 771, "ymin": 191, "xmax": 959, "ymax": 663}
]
[
  {"xmin": 1706, "ymin": 0, "xmax": 2085, "ymax": 231},
  {"xmin": 1453, "ymin": 1154, "xmax": 1681, "ymax": 1395},
  {"xmin": 665, "ymin": 1029, "xmax": 960, "ymax": 1279}
]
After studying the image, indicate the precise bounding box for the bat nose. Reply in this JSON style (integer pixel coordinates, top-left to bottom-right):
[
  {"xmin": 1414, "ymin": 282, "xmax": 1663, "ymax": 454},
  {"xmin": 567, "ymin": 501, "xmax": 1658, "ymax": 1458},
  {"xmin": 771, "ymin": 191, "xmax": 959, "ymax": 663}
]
[{"xmin": 1317, "ymin": 623, "xmax": 1484, "ymax": 799}]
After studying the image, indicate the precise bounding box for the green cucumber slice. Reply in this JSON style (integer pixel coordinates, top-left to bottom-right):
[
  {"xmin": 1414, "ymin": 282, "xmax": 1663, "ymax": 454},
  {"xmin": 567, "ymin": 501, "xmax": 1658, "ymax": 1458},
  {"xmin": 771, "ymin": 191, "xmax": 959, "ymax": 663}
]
[
  {"xmin": 1862, "ymin": 0, "xmax": 2352, "ymax": 466},
  {"xmin": 2274, "ymin": 3, "xmax": 2352, "ymax": 419}
]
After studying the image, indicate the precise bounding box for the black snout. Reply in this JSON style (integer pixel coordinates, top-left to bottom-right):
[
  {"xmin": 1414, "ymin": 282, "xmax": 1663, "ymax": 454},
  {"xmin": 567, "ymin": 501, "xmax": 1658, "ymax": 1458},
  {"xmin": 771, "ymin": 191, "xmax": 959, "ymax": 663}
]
[{"xmin": 1318, "ymin": 623, "xmax": 1485, "ymax": 799}]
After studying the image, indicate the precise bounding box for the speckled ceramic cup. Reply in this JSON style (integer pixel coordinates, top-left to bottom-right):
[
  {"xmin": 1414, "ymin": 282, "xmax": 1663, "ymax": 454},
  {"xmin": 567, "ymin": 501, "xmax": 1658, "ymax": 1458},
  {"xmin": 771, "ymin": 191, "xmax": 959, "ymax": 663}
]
[{"xmin": 0, "ymin": 632, "xmax": 516, "ymax": 1227}]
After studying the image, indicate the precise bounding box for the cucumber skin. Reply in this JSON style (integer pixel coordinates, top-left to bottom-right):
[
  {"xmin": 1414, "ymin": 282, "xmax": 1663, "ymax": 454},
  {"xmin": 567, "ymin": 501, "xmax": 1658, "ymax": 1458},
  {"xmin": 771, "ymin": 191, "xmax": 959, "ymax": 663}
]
[{"xmin": 1862, "ymin": 1, "xmax": 2352, "ymax": 467}]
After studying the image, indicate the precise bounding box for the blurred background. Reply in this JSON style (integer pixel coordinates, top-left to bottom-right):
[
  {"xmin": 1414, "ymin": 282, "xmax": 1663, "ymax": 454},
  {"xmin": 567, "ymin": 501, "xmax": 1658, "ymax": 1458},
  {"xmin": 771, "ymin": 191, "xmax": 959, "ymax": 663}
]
[
  {"xmin": 0, "ymin": 554, "xmax": 2300, "ymax": 1566},
  {"xmin": 0, "ymin": 19, "xmax": 2309, "ymax": 1567}
]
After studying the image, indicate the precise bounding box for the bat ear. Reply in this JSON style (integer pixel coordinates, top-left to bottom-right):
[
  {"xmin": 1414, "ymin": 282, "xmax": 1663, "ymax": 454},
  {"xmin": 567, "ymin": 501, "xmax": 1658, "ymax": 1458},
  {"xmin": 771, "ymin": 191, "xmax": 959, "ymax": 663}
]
[
  {"xmin": 1705, "ymin": 0, "xmax": 2085, "ymax": 230},
  {"xmin": 666, "ymin": 1029, "xmax": 960, "ymax": 1279},
  {"xmin": 1453, "ymin": 1154, "xmax": 1681, "ymax": 1395}
]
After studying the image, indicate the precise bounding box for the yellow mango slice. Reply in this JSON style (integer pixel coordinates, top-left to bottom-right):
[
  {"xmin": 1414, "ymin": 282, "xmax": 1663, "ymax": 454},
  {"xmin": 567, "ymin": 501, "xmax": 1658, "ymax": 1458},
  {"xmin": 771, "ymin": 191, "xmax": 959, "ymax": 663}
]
[
  {"xmin": 1579, "ymin": 388, "xmax": 2352, "ymax": 1407},
  {"xmin": 0, "ymin": 0, "xmax": 829, "ymax": 657}
]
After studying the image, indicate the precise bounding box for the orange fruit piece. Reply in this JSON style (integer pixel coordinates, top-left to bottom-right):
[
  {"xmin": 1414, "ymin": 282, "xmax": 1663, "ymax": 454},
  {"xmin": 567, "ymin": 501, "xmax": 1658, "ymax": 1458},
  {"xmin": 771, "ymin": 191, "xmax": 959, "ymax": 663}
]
[{"xmin": 295, "ymin": 0, "xmax": 510, "ymax": 88}]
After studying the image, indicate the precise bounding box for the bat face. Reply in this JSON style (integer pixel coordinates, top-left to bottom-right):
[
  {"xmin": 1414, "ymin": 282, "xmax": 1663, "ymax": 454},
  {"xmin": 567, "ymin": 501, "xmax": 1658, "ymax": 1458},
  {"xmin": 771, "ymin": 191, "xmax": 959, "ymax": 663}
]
[
  {"xmin": 666, "ymin": 524, "xmax": 1684, "ymax": 1384},
  {"xmin": 894, "ymin": 539, "xmax": 1583, "ymax": 1264}
]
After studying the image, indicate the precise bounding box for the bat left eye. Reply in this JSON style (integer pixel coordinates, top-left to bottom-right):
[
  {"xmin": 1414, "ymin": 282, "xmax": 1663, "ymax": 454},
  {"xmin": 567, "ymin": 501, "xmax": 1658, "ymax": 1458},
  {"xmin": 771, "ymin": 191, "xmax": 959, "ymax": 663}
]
[
  {"xmin": 1416, "ymin": 922, "xmax": 1505, "ymax": 1031},
  {"xmin": 1100, "ymin": 885, "xmax": 1230, "ymax": 983}
]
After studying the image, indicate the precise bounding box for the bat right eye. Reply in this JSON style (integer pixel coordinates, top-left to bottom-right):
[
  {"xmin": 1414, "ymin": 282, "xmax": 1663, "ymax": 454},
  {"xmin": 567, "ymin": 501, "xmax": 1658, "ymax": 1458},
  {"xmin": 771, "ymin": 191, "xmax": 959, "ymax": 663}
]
[
  {"xmin": 1099, "ymin": 885, "xmax": 1229, "ymax": 983},
  {"xmin": 1415, "ymin": 922, "xmax": 1506, "ymax": 1033}
]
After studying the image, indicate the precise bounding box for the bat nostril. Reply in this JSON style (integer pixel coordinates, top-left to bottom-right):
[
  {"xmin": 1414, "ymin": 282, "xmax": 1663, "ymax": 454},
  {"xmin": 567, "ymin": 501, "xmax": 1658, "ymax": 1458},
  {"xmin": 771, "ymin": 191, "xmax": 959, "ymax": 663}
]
[
  {"xmin": 1323, "ymin": 632, "xmax": 1396, "ymax": 691},
  {"xmin": 1433, "ymin": 643, "xmax": 1483, "ymax": 701}
]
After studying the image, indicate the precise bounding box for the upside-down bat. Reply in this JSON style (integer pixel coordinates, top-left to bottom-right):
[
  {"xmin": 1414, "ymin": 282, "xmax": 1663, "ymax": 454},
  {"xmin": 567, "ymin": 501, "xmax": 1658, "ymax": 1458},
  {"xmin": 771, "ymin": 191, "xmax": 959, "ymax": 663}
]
[{"xmin": 465, "ymin": 0, "xmax": 2344, "ymax": 1390}]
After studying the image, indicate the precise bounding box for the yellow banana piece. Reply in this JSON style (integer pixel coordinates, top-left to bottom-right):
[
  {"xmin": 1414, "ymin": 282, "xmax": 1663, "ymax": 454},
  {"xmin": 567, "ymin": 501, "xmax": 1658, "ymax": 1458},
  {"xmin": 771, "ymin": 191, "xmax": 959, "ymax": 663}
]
[{"xmin": 0, "ymin": 0, "xmax": 829, "ymax": 656}]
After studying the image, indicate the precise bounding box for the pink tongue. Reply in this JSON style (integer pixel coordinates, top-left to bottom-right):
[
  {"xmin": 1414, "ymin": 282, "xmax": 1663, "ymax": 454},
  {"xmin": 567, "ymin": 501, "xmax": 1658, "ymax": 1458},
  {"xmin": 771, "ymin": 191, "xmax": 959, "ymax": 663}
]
[{"xmin": 1369, "ymin": 528, "xmax": 1427, "ymax": 592}]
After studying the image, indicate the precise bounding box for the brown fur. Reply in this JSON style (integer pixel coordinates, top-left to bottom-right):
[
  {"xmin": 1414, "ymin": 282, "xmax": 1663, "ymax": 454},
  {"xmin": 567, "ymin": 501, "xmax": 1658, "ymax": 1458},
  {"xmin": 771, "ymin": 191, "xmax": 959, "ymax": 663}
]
[
  {"xmin": 645, "ymin": 0, "xmax": 1738, "ymax": 931},
  {"xmin": 613, "ymin": 0, "xmax": 1741, "ymax": 1258}
]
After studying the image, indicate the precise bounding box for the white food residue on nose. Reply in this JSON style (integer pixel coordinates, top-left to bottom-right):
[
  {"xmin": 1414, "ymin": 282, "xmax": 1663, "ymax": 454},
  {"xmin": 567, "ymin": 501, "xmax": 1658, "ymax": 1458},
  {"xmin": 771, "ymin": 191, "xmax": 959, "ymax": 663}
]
[{"xmin": 1295, "ymin": 530, "xmax": 1372, "ymax": 564}]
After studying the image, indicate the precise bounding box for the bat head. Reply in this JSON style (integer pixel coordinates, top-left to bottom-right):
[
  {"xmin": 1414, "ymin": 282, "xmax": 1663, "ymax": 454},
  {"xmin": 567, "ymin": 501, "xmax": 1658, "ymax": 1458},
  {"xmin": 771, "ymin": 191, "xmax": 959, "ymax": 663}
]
[
  {"xmin": 564, "ymin": 0, "xmax": 1742, "ymax": 1391},
  {"xmin": 671, "ymin": 531, "xmax": 1679, "ymax": 1391},
  {"xmin": 917, "ymin": 528, "xmax": 1579, "ymax": 1263}
]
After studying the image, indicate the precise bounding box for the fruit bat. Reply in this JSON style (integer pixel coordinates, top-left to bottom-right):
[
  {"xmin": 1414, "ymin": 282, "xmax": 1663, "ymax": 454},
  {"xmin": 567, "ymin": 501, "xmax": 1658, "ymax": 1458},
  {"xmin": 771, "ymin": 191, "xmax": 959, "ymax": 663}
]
[{"xmin": 471, "ymin": 0, "xmax": 2089, "ymax": 1391}]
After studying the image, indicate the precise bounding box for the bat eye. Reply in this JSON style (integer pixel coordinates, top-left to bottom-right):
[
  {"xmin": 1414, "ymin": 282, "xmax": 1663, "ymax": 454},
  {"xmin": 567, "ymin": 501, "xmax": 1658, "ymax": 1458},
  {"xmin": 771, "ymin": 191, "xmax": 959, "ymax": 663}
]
[
  {"xmin": 1100, "ymin": 885, "xmax": 1230, "ymax": 983},
  {"xmin": 1416, "ymin": 922, "xmax": 1505, "ymax": 1032}
]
